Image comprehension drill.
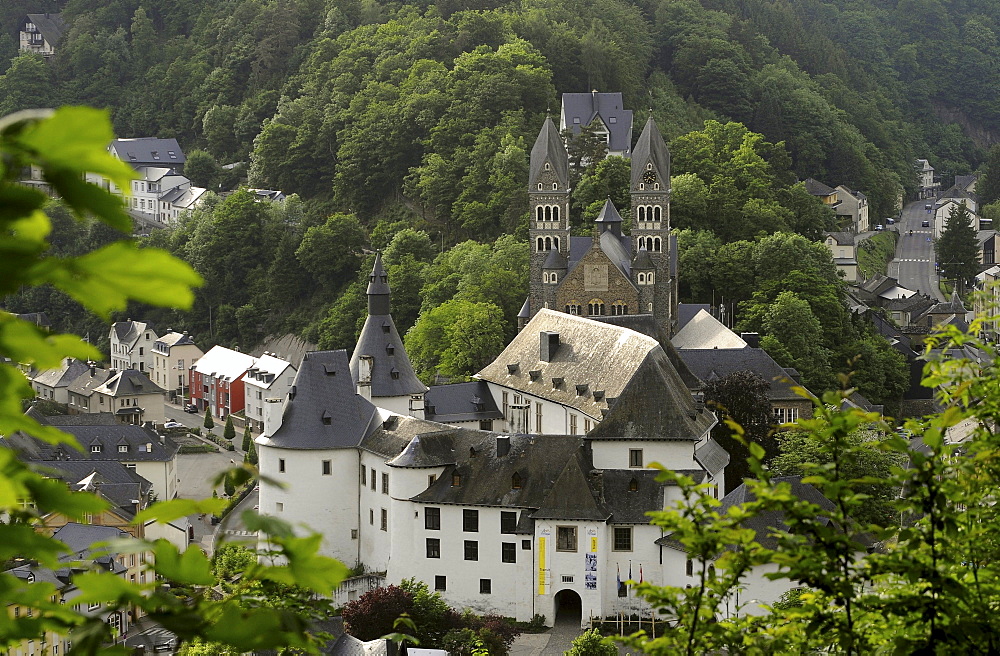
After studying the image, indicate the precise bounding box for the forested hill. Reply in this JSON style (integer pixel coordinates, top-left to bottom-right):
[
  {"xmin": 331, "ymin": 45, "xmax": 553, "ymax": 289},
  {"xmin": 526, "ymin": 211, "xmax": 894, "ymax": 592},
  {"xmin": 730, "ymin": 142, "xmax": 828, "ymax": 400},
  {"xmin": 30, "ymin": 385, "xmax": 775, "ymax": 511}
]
[{"xmin": 0, "ymin": 0, "xmax": 994, "ymax": 406}]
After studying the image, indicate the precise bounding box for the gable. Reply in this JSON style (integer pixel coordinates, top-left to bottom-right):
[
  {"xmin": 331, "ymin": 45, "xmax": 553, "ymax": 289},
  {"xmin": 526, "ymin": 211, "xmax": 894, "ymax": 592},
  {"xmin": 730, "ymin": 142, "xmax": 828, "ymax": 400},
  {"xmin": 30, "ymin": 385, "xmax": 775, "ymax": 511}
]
[{"xmin": 556, "ymin": 243, "xmax": 638, "ymax": 313}]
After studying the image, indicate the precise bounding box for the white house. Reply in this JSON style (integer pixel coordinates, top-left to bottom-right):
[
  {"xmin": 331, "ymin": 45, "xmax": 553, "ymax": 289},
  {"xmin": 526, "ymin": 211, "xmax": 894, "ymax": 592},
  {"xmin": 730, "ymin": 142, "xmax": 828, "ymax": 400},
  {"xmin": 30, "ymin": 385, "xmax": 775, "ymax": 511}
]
[
  {"xmin": 915, "ymin": 159, "xmax": 938, "ymax": 198},
  {"xmin": 151, "ymin": 331, "xmax": 203, "ymax": 403},
  {"xmin": 66, "ymin": 366, "xmax": 165, "ymax": 425},
  {"xmin": 243, "ymin": 353, "xmax": 296, "ymax": 433},
  {"xmin": 823, "ymin": 232, "xmax": 860, "ymax": 282},
  {"xmin": 933, "ymin": 197, "xmax": 977, "ymax": 239},
  {"xmin": 19, "ymin": 14, "xmax": 65, "ymax": 56},
  {"xmin": 834, "ymin": 186, "xmax": 869, "ymax": 233},
  {"xmin": 257, "ymin": 309, "xmax": 729, "ymax": 626},
  {"xmin": 29, "ymin": 358, "xmax": 91, "ymax": 404},
  {"xmin": 110, "ymin": 319, "xmax": 158, "ymax": 372}
]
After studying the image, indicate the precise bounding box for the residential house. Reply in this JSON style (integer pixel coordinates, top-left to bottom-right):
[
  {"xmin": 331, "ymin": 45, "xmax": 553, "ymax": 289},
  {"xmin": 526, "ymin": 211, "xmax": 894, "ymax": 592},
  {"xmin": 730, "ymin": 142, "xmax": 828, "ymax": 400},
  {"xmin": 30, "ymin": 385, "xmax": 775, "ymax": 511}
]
[
  {"xmin": 834, "ymin": 186, "xmax": 870, "ymax": 233},
  {"xmin": 126, "ymin": 166, "xmax": 207, "ymax": 225},
  {"xmin": 67, "ymin": 365, "xmax": 112, "ymax": 414},
  {"xmin": 803, "ymin": 178, "xmax": 840, "ymax": 209},
  {"xmin": 29, "ymin": 357, "xmax": 90, "ymax": 404},
  {"xmin": 350, "ymin": 253, "xmax": 428, "ymax": 417},
  {"xmin": 19, "ymin": 13, "xmax": 65, "ymax": 56},
  {"xmin": 67, "ymin": 366, "xmax": 165, "ymax": 425},
  {"xmin": 150, "ymin": 331, "xmax": 203, "ymax": 403},
  {"xmin": 109, "ymin": 138, "xmax": 186, "ymax": 172},
  {"xmin": 933, "ymin": 195, "xmax": 977, "ymax": 239},
  {"xmin": 258, "ymin": 309, "xmax": 727, "ymax": 626},
  {"xmin": 915, "ymin": 159, "xmax": 938, "ymax": 198},
  {"xmin": 954, "ymin": 173, "xmax": 979, "ymax": 195},
  {"xmin": 158, "ymin": 184, "xmax": 208, "ymax": 223},
  {"xmin": 677, "ymin": 347, "xmax": 815, "ymax": 425},
  {"xmin": 823, "ymin": 232, "xmax": 860, "ymax": 282},
  {"xmin": 424, "ymin": 380, "xmax": 504, "ymax": 431},
  {"xmin": 109, "ymin": 319, "xmax": 158, "ymax": 372},
  {"xmin": 243, "ymin": 353, "xmax": 296, "ymax": 434},
  {"xmin": 559, "ymin": 92, "xmax": 634, "ymax": 158},
  {"xmin": 189, "ymin": 345, "xmax": 256, "ymax": 418},
  {"xmin": 911, "ymin": 292, "xmax": 969, "ymax": 332},
  {"xmin": 3, "ymin": 414, "xmax": 179, "ymax": 501},
  {"xmin": 6, "ymin": 524, "xmax": 148, "ymax": 655},
  {"xmin": 975, "ymin": 265, "xmax": 1000, "ymax": 343},
  {"xmin": 248, "ymin": 188, "xmax": 288, "ymax": 202},
  {"xmin": 16, "ymin": 312, "xmax": 50, "ymax": 329}
]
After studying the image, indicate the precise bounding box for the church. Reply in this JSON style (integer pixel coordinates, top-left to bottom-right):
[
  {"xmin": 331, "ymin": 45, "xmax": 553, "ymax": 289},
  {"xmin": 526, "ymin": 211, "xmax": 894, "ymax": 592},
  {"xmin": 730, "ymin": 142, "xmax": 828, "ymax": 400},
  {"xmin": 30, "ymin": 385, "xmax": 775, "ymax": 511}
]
[{"xmin": 523, "ymin": 102, "xmax": 677, "ymax": 338}]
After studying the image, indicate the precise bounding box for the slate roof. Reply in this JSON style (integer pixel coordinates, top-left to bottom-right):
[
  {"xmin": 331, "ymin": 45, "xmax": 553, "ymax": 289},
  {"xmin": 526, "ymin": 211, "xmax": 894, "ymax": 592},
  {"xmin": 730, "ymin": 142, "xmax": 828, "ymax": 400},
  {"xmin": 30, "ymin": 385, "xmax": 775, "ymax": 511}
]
[
  {"xmin": 350, "ymin": 255, "xmax": 426, "ymax": 398},
  {"xmin": 67, "ymin": 367, "xmax": 112, "ymax": 398},
  {"xmin": 16, "ymin": 312, "xmax": 50, "ymax": 328},
  {"xmin": 597, "ymin": 469, "xmax": 684, "ymax": 524},
  {"xmin": 678, "ymin": 348, "xmax": 810, "ymax": 403},
  {"xmin": 330, "ymin": 633, "xmax": 397, "ymax": 656},
  {"xmin": 954, "ymin": 174, "xmax": 979, "ymax": 193},
  {"xmin": 542, "ymin": 248, "xmax": 568, "ymax": 270},
  {"xmin": 192, "ymin": 345, "xmax": 255, "ymax": 382},
  {"xmin": 3, "ymin": 420, "xmax": 178, "ymax": 462},
  {"xmin": 825, "ymin": 231, "xmax": 856, "ymax": 246},
  {"xmin": 590, "ymin": 314, "xmax": 703, "ymax": 391},
  {"xmin": 52, "ymin": 523, "xmax": 132, "ymax": 559},
  {"xmin": 671, "ymin": 309, "xmax": 748, "ymax": 350},
  {"xmin": 676, "ymin": 304, "xmax": 711, "ymax": 332},
  {"xmin": 263, "ymin": 351, "xmax": 380, "ymax": 451},
  {"xmin": 111, "ymin": 319, "xmax": 154, "ymax": 348},
  {"xmin": 595, "ymin": 199, "xmax": 623, "ymax": 224},
  {"xmin": 529, "ymin": 117, "xmax": 569, "ymax": 188},
  {"xmin": 630, "ymin": 116, "xmax": 670, "ymax": 189},
  {"xmin": 25, "ymin": 13, "xmax": 66, "ymax": 45},
  {"xmin": 30, "ymin": 459, "xmax": 152, "ymax": 518},
  {"xmin": 424, "ymin": 381, "xmax": 503, "ymax": 424},
  {"xmin": 476, "ymin": 310, "xmax": 660, "ymax": 420},
  {"xmin": 632, "ymin": 247, "xmax": 654, "ymax": 270},
  {"xmin": 32, "ymin": 358, "xmax": 90, "ymax": 390},
  {"xmin": 706, "ymin": 476, "xmax": 876, "ymax": 551},
  {"xmin": 244, "ymin": 353, "xmax": 294, "ymax": 391},
  {"xmin": 803, "ymin": 178, "xmax": 836, "ymax": 197},
  {"xmin": 694, "ymin": 437, "xmax": 730, "ymax": 475},
  {"xmin": 28, "ymin": 409, "xmax": 119, "ymax": 426},
  {"xmin": 110, "ymin": 138, "xmax": 186, "ymax": 167},
  {"xmin": 561, "ymin": 92, "xmax": 633, "ymax": 155},
  {"xmin": 96, "ymin": 369, "xmax": 164, "ymax": 397}
]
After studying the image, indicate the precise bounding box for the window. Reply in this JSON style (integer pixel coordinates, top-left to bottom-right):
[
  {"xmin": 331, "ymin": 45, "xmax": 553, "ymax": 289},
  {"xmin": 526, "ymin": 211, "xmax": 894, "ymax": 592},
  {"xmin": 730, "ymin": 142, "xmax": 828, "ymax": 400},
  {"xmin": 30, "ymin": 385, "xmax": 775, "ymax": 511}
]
[
  {"xmin": 452, "ymin": 472, "xmax": 462, "ymax": 487},
  {"xmin": 512, "ymin": 472, "xmax": 523, "ymax": 489},
  {"xmin": 501, "ymin": 511, "xmax": 517, "ymax": 534},
  {"xmin": 611, "ymin": 302, "xmax": 628, "ymax": 316},
  {"xmin": 588, "ymin": 300, "xmax": 605, "ymax": 316},
  {"xmin": 382, "ymin": 472, "xmax": 389, "ymax": 494},
  {"xmin": 91, "ymin": 444, "xmax": 101, "ymax": 453},
  {"xmin": 381, "ymin": 508, "xmax": 387, "ymax": 531},
  {"xmin": 428, "ymin": 474, "xmax": 437, "ymax": 487},
  {"xmin": 584, "ymin": 419, "xmax": 592, "ymax": 433},
  {"xmin": 278, "ymin": 459, "xmax": 285, "ymax": 473},
  {"xmin": 613, "ymin": 527, "xmax": 633, "ymax": 551},
  {"xmin": 276, "ymin": 502, "xmax": 283, "ymax": 512},
  {"xmin": 118, "ymin": 445, "xmax": 128, "ymax": 453},
  {"xmin": 370, "ymin": 509, "xmax": 374, "ymax": 525},
  {"xmin": 686, "ymin": 559, "xmax": 694, "ymax": 576},
  {"xmin": 773, "ymin": 407, "xmax": 800, "ymax": 424},
  {"xmin": 479, "ymin": 419, "xmax": 493, "ymax": 431},
  {"xmin": 435, "ymin": 575, "xmax": 447, "ymax": 591},
  {"xmin": 556, "ymin": 526, "xmax": 577, "ymax": 552},
  {"xmin": 569, "ymin": 414, "xmax": 578, "ymax": 435},
  {"xmin": 522, "ymin": 539, "xmax": 532, "ymax": 550},
  {"xmin": 425, "ymin": 507, "xmax": 441, "ymax": 530},
  {"xmin": 502, "ymin": 542, "xmax": 516, "ymax": 563},
  {"xmin": 629, "ymin": 449, "xmax": 643, "ymax": 468},
  {"xmin": 480, "ymin": 579, "xmax": 492, "ymax": 594},
  {"xmin": 426, "ymin": 538, "xmax": 441, "ymax": 559},
  {"xmin": 371, "ymin": 472, "xmax": 376, "ymax": 490},
  {"xmin": 535, "ymin": 402, "xmax": 542, "ymax": 433},
  {"xmin": 360, "ymin": 465, "xmax": 367, "ymax": 485},
  {"xmin": 463, "ymin": 509, "xmax": 479, "ymax": 532},
  {"xmin": 464, "ymin": 540, "xmax": 479, "ymax": 561}
]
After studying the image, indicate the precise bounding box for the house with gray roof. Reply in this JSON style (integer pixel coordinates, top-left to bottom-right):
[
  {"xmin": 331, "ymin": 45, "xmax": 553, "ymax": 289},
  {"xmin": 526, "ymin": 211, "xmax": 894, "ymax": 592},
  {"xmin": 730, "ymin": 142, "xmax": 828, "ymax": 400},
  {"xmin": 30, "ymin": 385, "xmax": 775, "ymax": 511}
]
[
  {"xmin": 150, "ymin": 330, "xmax": 203, "ymax": 403},
  {"xmin": 19, "ymin": 13, "xmax": 65, "ymax": 56},
  {"xmin": 823, "ymin": 232, "xmax": 860, "ymax": 282},
  {"xmin": 29, "ymin": 357, "xmax": 91, "ymax": 404},
  {"xmin": 109, "ymin": 138, "xmax": 186, "ymax": 169},
  {"xmin": 109, "ymin": 319, "xmax": 158, "ymax": 372},
  {"xmin": 559, "ymin": 91, "xmax": 633, "ymax": 158}
]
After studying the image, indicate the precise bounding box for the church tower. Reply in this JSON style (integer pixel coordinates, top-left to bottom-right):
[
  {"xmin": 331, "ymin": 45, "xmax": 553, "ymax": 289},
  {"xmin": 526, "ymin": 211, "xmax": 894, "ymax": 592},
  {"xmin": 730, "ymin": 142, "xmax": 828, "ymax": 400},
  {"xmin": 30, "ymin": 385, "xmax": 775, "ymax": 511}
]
[
  {"xmin": 630, "ymin": 116, "xmax": 674, "ymax": 335},
  {"xmin": 528, "ymin": 117, "xmax": 571, "ymax": 319}
]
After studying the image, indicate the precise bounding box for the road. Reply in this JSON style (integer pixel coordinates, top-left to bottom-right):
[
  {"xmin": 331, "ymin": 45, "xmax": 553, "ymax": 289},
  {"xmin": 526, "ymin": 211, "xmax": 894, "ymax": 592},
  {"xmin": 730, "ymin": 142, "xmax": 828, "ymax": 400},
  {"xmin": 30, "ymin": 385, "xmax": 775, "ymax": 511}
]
[{"xmin": 888, "ymin": 199, "xmax": 945, "ymax": 301}]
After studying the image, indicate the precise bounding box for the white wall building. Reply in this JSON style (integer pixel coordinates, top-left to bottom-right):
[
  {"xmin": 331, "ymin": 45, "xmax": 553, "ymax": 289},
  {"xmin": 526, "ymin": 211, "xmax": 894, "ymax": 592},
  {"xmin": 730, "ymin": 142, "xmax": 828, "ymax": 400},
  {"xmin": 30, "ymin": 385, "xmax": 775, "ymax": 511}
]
[
  {"xmin": 243, "ymin": 353, "xmax": 296, "ymax": 433},
  {"xmin": 151, "ymin": 331, "xmax": 203, "ymax": 403},
  {"xmin": 110, "ymin": 320, "xmax": 158, "ymax": 373}
]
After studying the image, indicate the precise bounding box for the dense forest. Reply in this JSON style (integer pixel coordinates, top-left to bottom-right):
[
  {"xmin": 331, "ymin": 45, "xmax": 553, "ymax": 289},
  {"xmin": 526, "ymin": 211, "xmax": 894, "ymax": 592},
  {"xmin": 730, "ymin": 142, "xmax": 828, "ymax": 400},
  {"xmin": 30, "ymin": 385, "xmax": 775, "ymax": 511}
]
[{"xmin": 3, "ymin": 0, "xmax": 997, "ymax": 405}]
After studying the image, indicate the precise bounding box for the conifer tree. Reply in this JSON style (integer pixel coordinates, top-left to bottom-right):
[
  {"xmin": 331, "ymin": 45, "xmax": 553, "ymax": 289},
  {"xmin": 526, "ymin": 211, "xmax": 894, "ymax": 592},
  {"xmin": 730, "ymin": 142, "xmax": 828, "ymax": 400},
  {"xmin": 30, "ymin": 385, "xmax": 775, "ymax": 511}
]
[
  {"xmin": 242, "ymin": 424, "xmax": 251, "ymax": 452},
  {"xmin": 204, "ymin": 407, "xmax": 214, "ymax": 431},
  {"xmin": 935, "ymin": 202, "xmax": 979, "ymax": 289},
  {"xmin": 224, "ymin": 415, "xmax": 236, "ymax": 441}
]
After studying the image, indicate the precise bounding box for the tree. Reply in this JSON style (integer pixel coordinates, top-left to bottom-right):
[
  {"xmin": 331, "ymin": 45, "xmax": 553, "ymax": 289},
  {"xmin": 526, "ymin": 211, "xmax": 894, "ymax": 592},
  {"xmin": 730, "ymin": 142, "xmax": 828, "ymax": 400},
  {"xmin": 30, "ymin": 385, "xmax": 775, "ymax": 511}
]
[
  {"xmin": 977, "ymin": 143, "xmax": 1000, "ymax": 206},
  {"xmin": 246, "ymin": 438, "xmax": 258, "ymax": 466},
  {"xmin": 224, "ymin": 474, "xmax": 236, "ymax": 498},
  {"xmin": 242, "ymin": 424, "xmax": 251, "ymax": 452},
  {"xmin": 703, "ymin": 370, "xmax": 775, "ymax": 492},
  {"xmin": 184, "ymin": 149, "xmax": 222, "ymax": 190},
  {"xmin": 405, "ymin": 300, "xmax": 507, "ymax": 383},
  {"xmin": 223, "ymin": 415, "xmax": 235, "ymax": 441},
  {"xmin": 204, "ymin": 407, "xmax": 214, "ymax": 431},
  {"xmin": 935, "ymin": 201, "xmax": 980, "ymax": 289},
  {"xmin": 0, "ymin": 106, "xmax": 348, "ymax": 653}
]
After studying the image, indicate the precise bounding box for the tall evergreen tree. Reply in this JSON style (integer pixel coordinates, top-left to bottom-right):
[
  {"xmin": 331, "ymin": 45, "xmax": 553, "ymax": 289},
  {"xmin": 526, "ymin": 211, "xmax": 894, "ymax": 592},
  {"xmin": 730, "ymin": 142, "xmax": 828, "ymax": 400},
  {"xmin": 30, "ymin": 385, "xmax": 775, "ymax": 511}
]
[
  {"xmin": 935, "ymin": 202, "xmax": 979, "ymax": 288},
  {"xmin": 224, "ymin": 415, "xmax": 236, "ymax": 441},
  {"xmin": 204, "ymin": 407, "xmax": 214, "ymax": 431},
  {"xmin": 242, "ymin": 424, "xmax": 252, "ymax": 452}
]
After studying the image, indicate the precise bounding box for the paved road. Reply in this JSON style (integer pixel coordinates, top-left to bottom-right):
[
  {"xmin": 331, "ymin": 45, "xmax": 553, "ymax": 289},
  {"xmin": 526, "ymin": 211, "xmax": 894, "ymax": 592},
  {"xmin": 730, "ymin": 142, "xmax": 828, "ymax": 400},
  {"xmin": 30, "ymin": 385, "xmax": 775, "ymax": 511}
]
[
  {"xmin": 888, "ymin": 200, "xmax": 945, "ymax": 301},
  {"xmin": 164, "ymin": 403, "xmax": 208, "ymax": 430}
]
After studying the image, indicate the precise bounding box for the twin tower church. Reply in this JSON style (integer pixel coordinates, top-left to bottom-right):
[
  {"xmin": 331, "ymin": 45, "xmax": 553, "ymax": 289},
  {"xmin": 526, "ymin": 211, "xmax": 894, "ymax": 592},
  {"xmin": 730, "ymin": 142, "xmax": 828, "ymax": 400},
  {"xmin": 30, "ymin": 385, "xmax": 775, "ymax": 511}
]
[{"xmin": 523, "ymin": 92, "xmax": 677, "ymax": 338}]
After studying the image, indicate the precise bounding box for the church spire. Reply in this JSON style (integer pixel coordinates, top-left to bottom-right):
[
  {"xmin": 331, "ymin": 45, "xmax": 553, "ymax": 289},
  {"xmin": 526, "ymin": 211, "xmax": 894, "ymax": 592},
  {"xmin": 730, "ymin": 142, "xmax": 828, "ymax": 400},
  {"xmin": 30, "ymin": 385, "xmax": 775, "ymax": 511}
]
[{"xmin": 367, "ymin": 251, "xmax": 391, "ymax": 315}]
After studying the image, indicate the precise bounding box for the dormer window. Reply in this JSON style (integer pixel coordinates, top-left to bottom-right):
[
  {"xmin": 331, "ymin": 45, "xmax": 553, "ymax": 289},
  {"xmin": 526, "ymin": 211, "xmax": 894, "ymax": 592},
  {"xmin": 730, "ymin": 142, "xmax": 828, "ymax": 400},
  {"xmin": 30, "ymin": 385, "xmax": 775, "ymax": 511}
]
[
  {"xmin": 386, "ymin": 344, "xmax": 395, "ymax": 355},
  {"xmin": 91, "ymin": 445, "xmax": 101, "ymax": 453},
  {"xmin": 118, "ymin": 445, "xmax": 128, "ymax": 453},
  {"xmin": 512, "ymin": 472, "xmax": 523, "ymax": 489},
  {"xmin": 390, "ymin": 369, "xmax": 400, "ymax": 379},
  {"xmin": 452, "ymin": 473, "xmax": 462, "ymax": 487},
  {"xmin": 322, "ymin": 411, "xmax": 333, "ymax": 426},
  {"xmin": 381, "ymin": 322, "xmax": 391, "ymax": 334}
]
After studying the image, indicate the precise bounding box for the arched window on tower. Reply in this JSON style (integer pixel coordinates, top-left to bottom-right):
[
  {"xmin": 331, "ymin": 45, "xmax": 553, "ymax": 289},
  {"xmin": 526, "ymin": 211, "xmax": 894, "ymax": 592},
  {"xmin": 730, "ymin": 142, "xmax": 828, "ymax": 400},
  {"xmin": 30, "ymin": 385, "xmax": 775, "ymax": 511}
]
[
  {"xmin": 565, "ymin": 302, "xmax": 581, "ymax": 316},
  {"xmin": 537, "ymin": 183, "xmax": 543, "ymax": 190},
  {"xmin": 611, "ymin": 302, "xmax": 628, "ymax": 315},
  {"xmin": 553, "ymin": 205, "xmax": 560, "ymax": 221},
  {"xmin": 553, "ymin": 236, "xmax": 560, "ymax": 251},
  {"xmin": 544, "ymin": 206, "xmax": 552, "ymax": 221},
  {"xmin": 536, "ymin": 206, "xmax": 544, "ymax": 221},
  {"xmin": 637, "ymin": 236, "xmax": 645, "ymax": 250},
  {"xmin": 638, "ymin": 206, "xmax": 646, "ymax": 222},
  {"xmin": 544, "ymin": 162, "xmax": 551, "ymax": 171},
  {"xmin": 588, "ymin": 299, "xmax": 605, "ymax": 316},
  {"xmin": 637, "ymin": 272, "xmax": 646, "ymax": 284},
  {"xmin": 552, "ymin": 182, "xmax": 558, "ymax": 190},
  {"xmin": 654, "ymin": 206, "xmax": 661, "ymax": 221},
  {"xmin": 545, "ymin": 236, "xmax": 552, "ymax": 250},
  {"xmin": 652, "ymin": 237, "xmax": 662, "ymax": 252},
  {"xmin": 548, "ymin": 272, "xmax": 558, "ymax": 284},
  {"xmin": 536, "ymin": 237, "xmax": 544, "ymax": 252}
]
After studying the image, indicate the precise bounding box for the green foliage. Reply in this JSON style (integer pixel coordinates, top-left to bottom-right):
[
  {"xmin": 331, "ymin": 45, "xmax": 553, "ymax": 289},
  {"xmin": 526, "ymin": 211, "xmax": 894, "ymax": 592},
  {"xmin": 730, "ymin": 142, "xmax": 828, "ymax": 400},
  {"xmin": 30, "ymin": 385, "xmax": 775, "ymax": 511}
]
[
  {"xmin": 223, "ymin": 415, "xmax": 235, "ymax": 441},
  {"xmin": 566, "ymin": 629, "xmax": 618, "ymax": 656},
  {"xmin": 242, "ymin": 424, "xmax": 251, "ymax": 452},
  {"xmin": 704, "ymin": 370, "xmax": 776, "ymax": 492},
  {"xmin": 405, "ymin": 299, "xmax": 507, "ymax": 383},
  {"xmin": 203, "ymin": 407, "xmax": 214, "ymax": 430},
  {"xmin": 856, "ymin": 230, "xmax": 898, "ymax": 279},
  {"xmin": 184, "ymin": 150, "xmax": 222, "ymax": 190}
]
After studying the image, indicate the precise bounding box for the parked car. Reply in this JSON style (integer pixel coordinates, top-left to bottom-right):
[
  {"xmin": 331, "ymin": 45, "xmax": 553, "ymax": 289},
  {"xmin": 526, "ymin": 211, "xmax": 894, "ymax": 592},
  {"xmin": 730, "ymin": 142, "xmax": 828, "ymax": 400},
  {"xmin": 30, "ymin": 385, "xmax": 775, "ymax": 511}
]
[
  {"xmin": 922, "ymin": 220, "xmax": 930, "ymax": 227},
  {"xmin": 875, "ymin": 224, "xmax": 884, "ymax": 231},
  {"xmin": 184, "ymin": 403, "xmax": 198, "ymax": 414},
  {"xmin": 163, "ymin": 421, "xmax": 184, "ymax": 429},
  {"xmin": 886, "ymin": 217, "xmax": 895, "ymax": 225},
  {"xmin": 925, "ymin": 203, "xmax": 932, "ymax": 210}
]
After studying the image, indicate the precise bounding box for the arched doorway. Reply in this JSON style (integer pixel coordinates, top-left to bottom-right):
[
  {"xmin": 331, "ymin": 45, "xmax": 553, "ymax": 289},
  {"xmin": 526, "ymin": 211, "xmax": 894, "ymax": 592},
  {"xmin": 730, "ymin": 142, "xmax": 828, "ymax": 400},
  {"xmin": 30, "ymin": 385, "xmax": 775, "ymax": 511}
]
[{"xmin": 553, "ymin": 588, "xmax": 582, "ymax": 626}]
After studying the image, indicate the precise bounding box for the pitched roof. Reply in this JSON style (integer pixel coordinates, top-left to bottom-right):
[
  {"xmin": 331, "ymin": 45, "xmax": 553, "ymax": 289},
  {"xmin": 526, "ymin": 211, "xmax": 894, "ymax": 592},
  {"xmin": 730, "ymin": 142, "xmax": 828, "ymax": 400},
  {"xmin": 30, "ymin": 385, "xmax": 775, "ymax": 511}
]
[
  {"xmin": 52, "ymin": 522, "xmax": 132, "ymax": 555},
  {"xmin": 528, "ymin": 117, "xmax": 569, "ymax": 188},
  {"xmin": 560, "ymin": 92, "xmax": 633, "ymax": 154},
  {"xmin": 803, "ymin": 178, "xmax": 836, "ymax": 197},
  {"xmin": 678, "ymin": 348, "xmax": 810, "ymax": 402},
  {"xmin": 676, "ymin": 304, "xmax": 711, "ymax": 332},
  {"xmin": 531, "ymin": 454, "xmax": 608, "ymax": 521},
  {"xmin": 244, "ymin": 353, "xmax": 294, "ymax": 391},
  {"xmin": 263, "ymin": 351, "xmax": 380, "ymax": 450},
  {"xmin": 350, "ymin": 256, "xmax": 426, "ymax": 399},
  {"xmin": 111, "ymin": 319, "xmax": 154, "ymax": 347},
  {"xmin": 25, "ymin": 14, "xmax": 66, "ymax": 45},
  {"xmin": 3, "ymin": 423, "xmax": 178, "ymax": 462},
  {"xmin": 31, "ymin": 460, "xmax": 152, "ymax": 517},
  {"xmin": 597, "ymin": 469, "xmax": 701, "ymax": 524},
  {"xmin": 630, "ymin": 116, "xmax": 670, "ymax": 189},
  {"xmin": 594, "ymin": 199, "xmax": 623, "ymax": 223},
  {"xmin": 424, "ymin": 381, "xmax": 503, "ymax": 424},
  {"xmin": 110, "ymin": 138, "xmax": 186, "ymax": 167},
  {"xmin": 28, "ymin": 409, "xmax": 119, "ymax": 426},
  {"xmin": 154, "ymin": 331, "xmax": 197, "ymax": 350},
  {"xmin": 589, "ymin": 314, "xmax": 703, "ymax": 391},
  {"xmin": 31, "ymin": 358, "xmax": 90, "ymax": 390},
  {"xmin": 695, "ymin": 436, "xmax": 730, "ymax": 475},
  {"xmin": 192, "ymin": 345, "xmax": 255, "ymax": 382},
  {"xmin": 824, "ymin": 231, "xmax": 856, "ymax": 246},
  {"xmin": 96, "ymin": 369, "xmax": 164, "ymax": 397},
  {"xmin": 67, "ymin": 367, "xmax": 112, "ymax": 398},
  {"xmin": 671, "ymin": 309, "xmax": 748, "ymax": 350}
]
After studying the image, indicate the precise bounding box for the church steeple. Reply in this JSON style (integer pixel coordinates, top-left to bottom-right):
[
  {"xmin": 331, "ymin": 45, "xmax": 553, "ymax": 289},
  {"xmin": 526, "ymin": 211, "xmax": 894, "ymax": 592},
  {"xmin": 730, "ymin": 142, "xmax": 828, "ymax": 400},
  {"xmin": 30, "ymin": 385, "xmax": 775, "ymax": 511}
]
[
  {"xmin": 528, "ymin": 117, "xmax": 571, "ymax": 321},
  {"xmin": 367, "ymin": 251, "xmax": 391, "ymax": 316}
]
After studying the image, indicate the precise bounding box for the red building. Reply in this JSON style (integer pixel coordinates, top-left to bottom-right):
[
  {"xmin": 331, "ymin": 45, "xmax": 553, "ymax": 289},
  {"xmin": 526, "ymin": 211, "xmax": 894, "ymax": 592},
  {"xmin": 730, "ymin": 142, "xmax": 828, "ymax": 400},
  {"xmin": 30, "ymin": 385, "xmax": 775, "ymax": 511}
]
[{"xmin": 189, "ymin": 345, "xmax": 256, "ymax": 418}]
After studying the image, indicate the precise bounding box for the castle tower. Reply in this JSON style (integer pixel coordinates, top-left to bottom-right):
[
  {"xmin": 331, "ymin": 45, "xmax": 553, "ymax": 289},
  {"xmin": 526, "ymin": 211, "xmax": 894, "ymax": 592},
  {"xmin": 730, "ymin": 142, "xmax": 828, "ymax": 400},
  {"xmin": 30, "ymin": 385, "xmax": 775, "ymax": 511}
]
[
  {"xmin": 528, "ymin": 117, "xmax": 571, "ymax": 318},
  {"xmin": 630, "ymin": 116, "xmax": 673, "ymax": 335}
]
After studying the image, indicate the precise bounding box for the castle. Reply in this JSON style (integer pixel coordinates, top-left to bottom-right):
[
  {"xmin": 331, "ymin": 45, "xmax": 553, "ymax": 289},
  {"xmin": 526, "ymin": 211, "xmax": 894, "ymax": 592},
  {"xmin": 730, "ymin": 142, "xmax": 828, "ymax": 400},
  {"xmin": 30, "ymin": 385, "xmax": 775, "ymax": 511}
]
[{"xmin": 523, "ymin": 100, "xmax": 678, "ymax": 337}]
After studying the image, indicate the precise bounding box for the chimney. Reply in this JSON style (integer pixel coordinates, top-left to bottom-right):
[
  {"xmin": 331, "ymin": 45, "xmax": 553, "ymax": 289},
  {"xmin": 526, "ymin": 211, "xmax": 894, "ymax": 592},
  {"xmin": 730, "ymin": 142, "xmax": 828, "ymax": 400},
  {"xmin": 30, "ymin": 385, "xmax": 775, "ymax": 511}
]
[
  {"xmin": 263, "ymin": 397, "xmax": 285, "ymax": 436},
  {"xmin": 496, "ymin": 436, "xmax": 511, "ymax": 458},
  {"xmin": 539, "ymin": 331, "xmax": 560, "ymax": 362},
  {"xmin": 741, "ymin": 332, "xmax": 761, "ymax": 348},
  {"xmin": 145, "ymin": 442, "xmax": 152, "ymax": 452}
]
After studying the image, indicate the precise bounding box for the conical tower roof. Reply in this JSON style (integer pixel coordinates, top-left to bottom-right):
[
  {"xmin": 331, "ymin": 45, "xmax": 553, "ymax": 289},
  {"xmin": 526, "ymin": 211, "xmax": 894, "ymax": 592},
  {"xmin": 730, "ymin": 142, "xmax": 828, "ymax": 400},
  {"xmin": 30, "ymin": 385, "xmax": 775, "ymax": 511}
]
[
  {"xmin": 529, "ymin": 117, "xmax": 569, "ymax": 188},
  {"xmin": 631, "ymin": 116, "xmax": 670, "ymax": 190},
  {"xmin": 594, "ymin": 198, "xmax": 623, "ymax": 224}
]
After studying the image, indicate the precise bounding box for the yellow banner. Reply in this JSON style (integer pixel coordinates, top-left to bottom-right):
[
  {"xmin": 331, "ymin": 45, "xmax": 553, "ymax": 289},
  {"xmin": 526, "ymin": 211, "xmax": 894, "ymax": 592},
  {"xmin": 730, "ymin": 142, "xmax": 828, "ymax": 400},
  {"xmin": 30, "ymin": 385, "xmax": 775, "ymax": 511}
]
[
  {"xmin": 591, "ymin": 537, "xmax": 598, "ymax": 552},
  {"xmin": 538, "ymin": 537, "xmax": 546, "ymax": 595}
]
